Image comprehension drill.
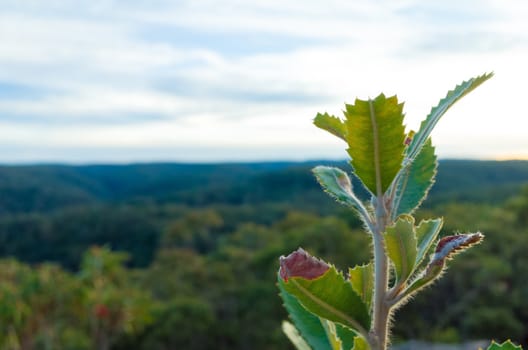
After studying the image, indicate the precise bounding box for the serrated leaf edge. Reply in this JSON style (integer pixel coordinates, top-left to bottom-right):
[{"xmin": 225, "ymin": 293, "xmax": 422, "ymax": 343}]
[{"xmin": 407, "ymin": 73, "xmax": 493, "ymax": 163}]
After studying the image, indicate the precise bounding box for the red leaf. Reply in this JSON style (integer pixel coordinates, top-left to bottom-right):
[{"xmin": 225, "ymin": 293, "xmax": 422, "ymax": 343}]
[
  {"xmin": 432, "ymin": 232, "xmax": 484, "ymax": 263},
  {"xmin": 279, "ymin": 248, "xmax": 329, "ymax": 282}
]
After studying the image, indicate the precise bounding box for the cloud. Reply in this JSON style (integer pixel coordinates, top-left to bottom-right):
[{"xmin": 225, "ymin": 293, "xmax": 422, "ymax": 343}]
[{"xmin": 0, "ymin": 0, "xmax": 526, "ymax": 162}]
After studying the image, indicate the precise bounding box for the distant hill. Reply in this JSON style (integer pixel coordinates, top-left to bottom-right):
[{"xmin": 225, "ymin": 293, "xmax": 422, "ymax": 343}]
[
  {"xmin": 0, "ymin": 160, "xmax": 526, "ymax": 214},
  {"xmin": 0, "ymin": 159, "xmax": 526, "ymax": 268}
]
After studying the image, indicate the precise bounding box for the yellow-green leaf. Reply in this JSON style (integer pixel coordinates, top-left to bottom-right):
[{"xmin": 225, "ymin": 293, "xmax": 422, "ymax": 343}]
[
  {"xmin": 384, "ymin": 216, "xmax": 417, "ymax": 284},
  {"xmin": 279, "ymin": 266, "xmax": 371, "ymax": 335},
  {"xmin": 314, "ymin": 112, "xmax": 347, "ymax": 141},
  {"xmin": 352, "ymin": 336, "xmax": 370, "ymax": 350},
  {"xmin": 348, "ymin": 263, "xmax": 374, "ymax": 310},
  {"xmin": 322, "ymin": 320, "xmax": 343, "ymax": 350},
  {"xmin": 345, "ymin": 94, "xmax": 406, "ymax": 195}
]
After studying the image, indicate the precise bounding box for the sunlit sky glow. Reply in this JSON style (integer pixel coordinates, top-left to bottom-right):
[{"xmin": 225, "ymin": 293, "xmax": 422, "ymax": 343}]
[{"xmin": 0, "ymin": 0, "xmax": 527, "ymax": 163}]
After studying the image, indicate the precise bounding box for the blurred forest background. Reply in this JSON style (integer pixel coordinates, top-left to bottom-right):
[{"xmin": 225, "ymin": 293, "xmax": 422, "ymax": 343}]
[{"xmin": 0, "ymin": 159, "xmax": 528, "ymax": 349}]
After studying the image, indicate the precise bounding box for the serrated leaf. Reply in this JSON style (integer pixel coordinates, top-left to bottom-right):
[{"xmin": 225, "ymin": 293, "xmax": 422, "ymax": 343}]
[
  {"xmin": 322, "ymin": 320, "xmax": 344, "ymax": 350},
  {"xmin": 279, "ymin": 266, "xmax": 371, "ymax": 335},
  {"xmin": 432, "ymin": 232, "xmax": 484, "ymax": 262},
  {"xmin": 312, "ymin": 166, "xmax": 367, "ymax": 214},
  {"xmin": 407, "ymin": 73, "xmax": 493, "ymax": 162},
  {"xmin": 279, "ymin": 287, "xmax": 332, "ymax": 350},
  {"xmin": 393, "ymin": 138, "xmax": 437, "ymax": 217},
  {"xmin": 348, "ymin": 263, "xmax": 374, "ymax": 310},
  {"xmin": 344, "ymin": 94, "xmax": 406, "ymax": 195},
  {"xmin": 485, "ymin": 340, "xmax": 523, "ymax": 350},
  {"xmin": 335, "ymin": 324, "xmax": 357, "ymax": 350},
  {"xmin": 405, "ymin": 232, "xmax": 484, "ymax": 297},
  {"xmin": 282, "ymin": 321, "xmax": 312, "ymax": 350},
  {"xmin": 404, "ymin": 259, "xmax": 444, "ymax": 297},
  {"xmin": 352, "ymin": 336, "xmax": 370, "ymax": 350},
  {"xmin": 415, "ymin": 218, "xmax": 443, "ymax": 267},
  {"xmin": 314, "ymin": 112, "xmax": 347, "ymax": 141},
  {"xmin": 280, "ymin": 248, "xmax": 330, "ymax": 282},
  {"xmin": 384, "ymin": 216, "xmax": 417, "ymax": 284}
]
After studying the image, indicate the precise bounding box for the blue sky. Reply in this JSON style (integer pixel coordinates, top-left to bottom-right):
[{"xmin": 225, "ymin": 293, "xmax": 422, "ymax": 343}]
[{"xmin": 0, "ymin": 0, "xmax": 527, "ymax": 163}]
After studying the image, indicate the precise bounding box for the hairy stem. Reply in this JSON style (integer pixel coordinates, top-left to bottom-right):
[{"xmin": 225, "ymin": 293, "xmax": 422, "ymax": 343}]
[{"xmin": 369, "ymin": 196, "xmax": 391, "ymax": 350}]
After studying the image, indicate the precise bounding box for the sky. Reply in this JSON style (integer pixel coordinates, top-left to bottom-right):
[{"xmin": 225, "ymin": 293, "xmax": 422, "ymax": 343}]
[{"xmin": 0, "ymin": 0, "xmax": 527, "ymax": 164}]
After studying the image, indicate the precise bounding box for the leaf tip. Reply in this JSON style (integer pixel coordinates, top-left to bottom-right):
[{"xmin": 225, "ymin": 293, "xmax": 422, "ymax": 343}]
[
  {"xmin": 486, "ymin": 339, "xmax": 523, "ymax": 350},
  {"xmin": 432, "ymin": 232, "xmax": 484, "ymax": 263},
  {"xmin": 279, "ymin": 248, "xmax": 329, "ymax": 282}
]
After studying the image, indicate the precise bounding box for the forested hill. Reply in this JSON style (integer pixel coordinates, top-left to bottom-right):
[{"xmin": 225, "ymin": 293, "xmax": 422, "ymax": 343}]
[
  {"xmin": 1, "ymin": 160, "xmax": 528, "ymax": 348},
  {"xmin": 0, "ymin": 159, "xmax": 527, "ymax": 214}
]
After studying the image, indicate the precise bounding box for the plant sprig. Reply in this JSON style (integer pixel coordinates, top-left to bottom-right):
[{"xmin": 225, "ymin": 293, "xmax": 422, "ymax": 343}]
[{"xmin": 277, "ymin": 73, "xmax": 520, "ymax": 350}]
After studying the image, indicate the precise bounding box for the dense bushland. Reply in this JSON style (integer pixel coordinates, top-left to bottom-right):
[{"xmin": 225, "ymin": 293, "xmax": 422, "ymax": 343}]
[{"xmin": 0, "ymin": 162, "xmax": 527, "ymax": 349}]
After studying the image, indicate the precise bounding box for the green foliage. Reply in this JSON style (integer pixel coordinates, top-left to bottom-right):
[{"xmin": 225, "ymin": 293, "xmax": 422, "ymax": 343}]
[
  {"xmin": 393, "ymin": 138, "xmax": 437, "ymax": 218},
  {"xmin": 312, "ymin": 166, "xmax": 370, "ymax": 225},
  {"xmin": 314, "ymin": 113, "xmax": 347, "ymax": 142},
  {"xmin": 0, "ymin": 247, "xmax": 153, "ymax": 350},
  {"xmin": 279, "ymin": 286, "xmax": 339, "ymax": 350},
  {"xmin": 279, "ymin": 74, "xmax": 503, "ymax": 350},
  {"xmin": 486, "ymin": 340, "xmax": 523, "ymax": 350},
  {"xmin": 348, "ymin": 263, "xmax": 374, "ymax": 310},
  {"xmin": 344, "ymin": 94, "xmax": 406, "ymax": 194},
  {"xmin": 283, "ymin": 321, "xmax": 312, "ymax": 350},
  {"xmin": 3, "ymin": 86, "xmax": 528, "ymax": 349},
  {"xmin": 352, "ymin": 336, "xmax": 370, "ymax": 350},
  {"xmin": 1, "ymin": 171, "xmax": 528, "ymax": 348},
  {"xmin": 414, "ymin": 218, "xmax": 443, "ymax": 266},
  {"xmin": 279, "ymin": 266, "xmax": 370, "ymax": 335},
  {"xmin": 279, "ymin": 266, "xmax": 362, "ymax": 350},
  {"xmin": 312, "ymin": 166, "xmax": 361, "ymax": 209},
  {"xmin": 384, "ymin": 216, "xmax": 417, "ymax": 285}
]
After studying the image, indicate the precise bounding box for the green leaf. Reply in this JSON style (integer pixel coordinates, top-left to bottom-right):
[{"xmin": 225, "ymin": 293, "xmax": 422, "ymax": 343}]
[
  {"xmin": 352, "ymin": 336, "xmax": 370, "ymax": 350},
  {"xmin": 384, "ymin": 216, "xmax": 417, "ymax": 284},
  {"xmin": 314, "ymin": 113, "xmax": 347, "ymax": 141},
  {"xmin": 280, "ymin": 289, "xmax": 358, "ymax": 350},
  {"xmin": 282, "ymin": 321, "xmax": 313, "ymax": 350},
  {"xmin": 407, "ymin": 73, "xmax": 493, "ymax": 162},
  {"xmin": 404, "ymin": 259, "xmax": 444, "ymax": 297},
  {"xmin": 312, "ymin": 166, "xmax": 368, "ymax": 215},
  {"xmin": 393, "ymin": 138, "xmax": 437, "ymax": 217},
  {"xmin": 415, "ymin": 218, "xmax": 443, "ymax": 267},
  {"xmin": 348, "ymin": 263, "xmax": 374, "ymax": 310},
  {"xmin": 344, "ymin": 94, "xmax": 406, "ymax": 195},
  {"xmin": 322, "ymin": 320, "xmax": 344, "ymax": 350},
  {"xmin": 485, "ymin": 340, "xmax": 523, "ymax": 350},
  {"xmin": 279, "ymin": 266, "xmax": 371, "ymax": 335},
  {"xmin": 279, "ymin": 283, "xmax": 335, "ymax": 350},
  {"xmin": 335, "ymin": 324, "xmax": 357, "ymax": 350}
]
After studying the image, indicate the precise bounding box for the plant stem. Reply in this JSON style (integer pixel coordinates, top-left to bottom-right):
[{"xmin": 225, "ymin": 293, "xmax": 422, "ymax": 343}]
[
  {"xmin": 367, "ymin": 98, "xmax": 392, "ymax": 349},
  {"xmin": 369, "ymin": 196, "xmax": 390, "ymax": 350}
]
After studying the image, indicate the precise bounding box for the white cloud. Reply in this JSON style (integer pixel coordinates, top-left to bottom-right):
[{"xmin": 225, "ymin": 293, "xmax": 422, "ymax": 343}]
[{"xmin": 0, "ymin": 0, "xmax": 526, "ymax": 162}]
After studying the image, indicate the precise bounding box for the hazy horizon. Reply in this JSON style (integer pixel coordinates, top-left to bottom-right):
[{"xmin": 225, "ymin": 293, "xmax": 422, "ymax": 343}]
[
  {"xmin": 0, "ymin": 156, "xmax": 526, "ymax": 167},
  {"xmin": 1, "ymin": 1, "xmax": 527, "ymax": 163}
]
